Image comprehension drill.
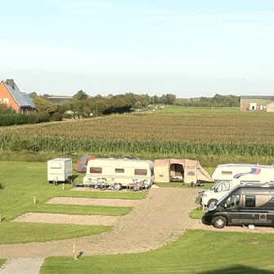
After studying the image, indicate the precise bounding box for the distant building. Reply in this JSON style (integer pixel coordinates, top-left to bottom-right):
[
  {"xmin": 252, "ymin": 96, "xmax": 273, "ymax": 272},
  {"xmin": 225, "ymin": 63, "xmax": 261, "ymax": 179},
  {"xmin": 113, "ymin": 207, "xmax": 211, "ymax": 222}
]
[
  {"xmin": 266, "ymin": 102, "xmax": 274, "ymax": 113},
  {"xmin": 46, "ymin": 96, "xmax": 73, "ymax": 105},
  {"xmin": 240, "ymin": 96, "xmax": 274, "ymax": 111},
  {"xmin": 0, "ymin": 79, "xmax": 36, "ymax": 113}
]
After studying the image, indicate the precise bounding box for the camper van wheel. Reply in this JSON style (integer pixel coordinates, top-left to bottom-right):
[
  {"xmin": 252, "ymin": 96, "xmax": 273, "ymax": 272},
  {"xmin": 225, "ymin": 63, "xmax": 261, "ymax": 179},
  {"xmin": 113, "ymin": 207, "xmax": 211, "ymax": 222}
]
[
  {"xmin": 212, "ymin": 216, "xmax": 226, "ymax": 229},
  {"xmin": 207, "ymin": 199, "xmax": 218, "ymax": 208}
]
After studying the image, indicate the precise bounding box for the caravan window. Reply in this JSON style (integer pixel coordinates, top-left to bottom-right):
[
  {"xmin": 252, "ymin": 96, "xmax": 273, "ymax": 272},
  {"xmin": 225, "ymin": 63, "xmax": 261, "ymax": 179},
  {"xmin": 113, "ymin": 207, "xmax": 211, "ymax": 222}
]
[
  {"xmin": 115, "ymin": 168, "xmax": 124, "ymax": 173},
  {"xmin": 135, "ymin": 169, "xmax": 147, "ymax": 175},
  {"xmin": 90, "ymin": 167, "xmax": 102, "ymax": 174}
]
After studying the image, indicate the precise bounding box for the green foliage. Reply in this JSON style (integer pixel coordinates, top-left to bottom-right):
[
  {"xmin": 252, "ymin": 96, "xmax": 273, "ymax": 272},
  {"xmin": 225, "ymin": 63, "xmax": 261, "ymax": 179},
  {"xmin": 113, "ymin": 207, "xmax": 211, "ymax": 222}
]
[
  {"xmin": 176, "ymin": 94, "xmax": 240, "ymax": 107},
  {"xmin": 0, "ymin": 114, "xmax": 25, "ymax": 126},
  {"xmin": 41, "ymin": 230, "xmax": 274, "ymax": 274},
  {"xmin": 33, "ymin": 97, "xmax": 58, "ymax": 114},
  {"xmin": 73, "ymin": 90, "xmax": 89, "ymax": 100},
  {"xmin": 0, "ymin": 104, "xmax": 14, "ymax": 114}
]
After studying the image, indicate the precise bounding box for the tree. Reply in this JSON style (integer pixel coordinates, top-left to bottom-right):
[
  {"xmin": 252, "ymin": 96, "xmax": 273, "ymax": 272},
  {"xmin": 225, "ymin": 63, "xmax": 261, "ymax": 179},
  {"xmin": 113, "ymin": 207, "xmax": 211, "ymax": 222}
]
[
  {"xmin": 73, "ymin": 90, "xmax": 88, "ymax": 100},
  {"xmin": 33, "ymin": 97, "xmax": 59, "ymax": 121}
]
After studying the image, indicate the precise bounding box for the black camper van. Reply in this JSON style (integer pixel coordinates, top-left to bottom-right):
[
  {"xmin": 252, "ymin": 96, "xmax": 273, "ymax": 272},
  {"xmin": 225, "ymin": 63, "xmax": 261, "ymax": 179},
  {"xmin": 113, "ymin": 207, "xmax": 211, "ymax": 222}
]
[{"xmin": 202, "ymin": 184, "xmax": 274, "ymax": 229}]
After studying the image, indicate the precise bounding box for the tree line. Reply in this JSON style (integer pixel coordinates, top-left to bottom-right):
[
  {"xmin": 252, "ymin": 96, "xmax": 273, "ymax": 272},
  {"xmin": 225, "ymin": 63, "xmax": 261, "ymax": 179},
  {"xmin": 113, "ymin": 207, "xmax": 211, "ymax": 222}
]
[{"xmin": 0, "ymin": 91, "xmax": 240, "ymax": 126}]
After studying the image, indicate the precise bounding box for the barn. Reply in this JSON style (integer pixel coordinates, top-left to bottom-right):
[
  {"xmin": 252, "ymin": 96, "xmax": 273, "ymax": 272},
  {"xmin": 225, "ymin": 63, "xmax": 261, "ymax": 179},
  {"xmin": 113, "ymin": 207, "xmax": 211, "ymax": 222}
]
[{"xmin": 240, "ymin": 96, "xmax": 274, "ymax": 112}]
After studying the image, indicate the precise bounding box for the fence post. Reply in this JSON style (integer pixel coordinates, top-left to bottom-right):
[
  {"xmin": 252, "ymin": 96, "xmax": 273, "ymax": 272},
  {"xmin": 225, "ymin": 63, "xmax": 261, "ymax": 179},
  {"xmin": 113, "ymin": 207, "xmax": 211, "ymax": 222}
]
[{"xmin": 73, "ymin": 244, "xmax": 78, "ymax": 260}]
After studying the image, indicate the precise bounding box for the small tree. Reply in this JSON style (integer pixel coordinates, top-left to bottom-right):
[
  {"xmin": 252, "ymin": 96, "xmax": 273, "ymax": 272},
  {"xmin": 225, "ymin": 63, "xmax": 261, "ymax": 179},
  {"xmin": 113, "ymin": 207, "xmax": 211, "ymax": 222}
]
[{"xmin": 73, "ymin": 90, "xmax": 88, "ymax": 100}]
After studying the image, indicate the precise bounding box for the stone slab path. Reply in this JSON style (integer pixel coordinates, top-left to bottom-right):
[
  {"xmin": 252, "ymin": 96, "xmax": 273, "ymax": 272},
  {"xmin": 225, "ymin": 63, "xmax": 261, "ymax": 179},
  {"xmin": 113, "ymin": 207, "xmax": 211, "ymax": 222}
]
[{"xmin": 0, "ymin": 258, "xmax": 44, "ymax": 274}]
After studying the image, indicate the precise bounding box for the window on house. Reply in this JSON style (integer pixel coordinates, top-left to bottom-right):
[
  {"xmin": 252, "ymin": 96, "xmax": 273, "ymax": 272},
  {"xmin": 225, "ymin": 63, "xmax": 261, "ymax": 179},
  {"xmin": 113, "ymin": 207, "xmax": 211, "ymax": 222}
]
[
  {"xmin": 90, "ymin": 167, "xmax": 102, "ymax": 174},
  {"xmin": 135, "ymin": 169, "xmax": 147, "ymax": 175},
  {"xmin": 3, "ymin": 98, "xmax": 9, "ymax": 104}
]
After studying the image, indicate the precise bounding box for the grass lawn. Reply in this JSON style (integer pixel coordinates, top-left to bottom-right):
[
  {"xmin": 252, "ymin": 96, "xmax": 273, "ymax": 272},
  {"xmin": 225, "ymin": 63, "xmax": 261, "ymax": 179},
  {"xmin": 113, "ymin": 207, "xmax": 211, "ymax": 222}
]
[
  {"xmin": 30, "ymin": 204, "xmax": 132, "ymax": 216},
  {"xmin": 0, "ymin": 223, "xmax": 111, "ymax": 244},
  {"xmin": 0, "ymin": 259, "xmax": 6, "ymax": 268},
  {"xmin": 0, "ymin": 161, "xmax": 144, "ymax": 244},
  {"xmin": 41, "ymin": 230, "xmax": 274, "ymax": 274},
  {"xmin": 189, "ymin": 207, "xmax": 204, "ymax": 219}
]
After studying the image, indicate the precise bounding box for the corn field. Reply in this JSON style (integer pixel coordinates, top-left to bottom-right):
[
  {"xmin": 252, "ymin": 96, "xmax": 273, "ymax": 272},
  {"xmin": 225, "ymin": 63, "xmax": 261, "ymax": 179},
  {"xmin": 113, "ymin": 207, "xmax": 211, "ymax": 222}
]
[{"xmin": 0, "ymin": 109, "xmax": 274, "ymax": 157}]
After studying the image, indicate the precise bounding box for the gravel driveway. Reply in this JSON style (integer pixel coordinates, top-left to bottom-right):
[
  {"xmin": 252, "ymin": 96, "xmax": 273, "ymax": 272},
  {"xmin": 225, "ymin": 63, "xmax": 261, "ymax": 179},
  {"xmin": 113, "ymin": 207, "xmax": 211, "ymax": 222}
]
[{"xmin": 1, "ymin": 187, "xmax": 274, "ymax": 259}]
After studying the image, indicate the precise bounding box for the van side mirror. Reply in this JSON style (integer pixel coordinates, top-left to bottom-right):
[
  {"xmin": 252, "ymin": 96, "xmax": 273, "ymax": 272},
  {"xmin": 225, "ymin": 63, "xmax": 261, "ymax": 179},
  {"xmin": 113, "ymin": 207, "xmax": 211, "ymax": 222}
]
[{"xmin": 223, "ymin": 203, "xmax": 227, "ymax": 208}]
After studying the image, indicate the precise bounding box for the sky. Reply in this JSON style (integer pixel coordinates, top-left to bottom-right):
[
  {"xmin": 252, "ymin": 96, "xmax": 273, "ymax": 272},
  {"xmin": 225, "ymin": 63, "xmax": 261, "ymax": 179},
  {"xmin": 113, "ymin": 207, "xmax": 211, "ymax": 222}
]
[{"xmin": 1, "ymin": 0, "xmax": 274, "ymax": 98}]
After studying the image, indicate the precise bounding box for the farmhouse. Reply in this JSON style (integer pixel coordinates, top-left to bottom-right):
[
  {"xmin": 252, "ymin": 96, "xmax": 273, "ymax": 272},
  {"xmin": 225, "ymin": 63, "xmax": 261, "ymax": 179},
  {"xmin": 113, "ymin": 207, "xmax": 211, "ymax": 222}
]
[
  {"xmin": 240, "ymin": 95, "xmax": 274, "ymax": 112},
  {"xmin": 0, "ymin": 79, "xmax": 36, "ymax": 113}
]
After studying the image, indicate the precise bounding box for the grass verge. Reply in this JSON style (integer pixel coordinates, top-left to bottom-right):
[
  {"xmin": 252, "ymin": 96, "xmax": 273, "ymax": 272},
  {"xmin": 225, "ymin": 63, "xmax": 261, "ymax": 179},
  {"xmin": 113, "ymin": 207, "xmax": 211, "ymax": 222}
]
[
  {"xmin": 30, "ymin": 204, "xmax": 132, "ymax": 216},
  {"xmin": 0, "ymin": 223, "xmax": 111, "ymax": 244},
  {"xmin": 40, "ymin": 230, "xmax": 274, "ymax": 274}
]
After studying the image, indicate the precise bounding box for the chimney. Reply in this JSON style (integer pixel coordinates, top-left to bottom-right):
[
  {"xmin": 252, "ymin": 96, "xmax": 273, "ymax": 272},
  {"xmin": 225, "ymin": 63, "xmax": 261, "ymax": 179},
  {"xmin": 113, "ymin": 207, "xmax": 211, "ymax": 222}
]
[{"xmin": 5, "ymin": 79, "xmax": 15, "ymax": 89}]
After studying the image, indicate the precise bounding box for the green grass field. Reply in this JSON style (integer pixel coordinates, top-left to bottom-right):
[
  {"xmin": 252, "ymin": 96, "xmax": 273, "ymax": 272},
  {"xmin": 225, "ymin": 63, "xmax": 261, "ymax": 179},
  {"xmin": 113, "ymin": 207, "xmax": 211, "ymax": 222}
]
[
  {"xmin": 41, "ymin": 230, "xmax": 274, "ymax": 274},
  {"xmin": 1, "ymin": 107, "xmax": 274, "ymax": 166},
  {"xmin": 2, "ymin": 107, "xmax": 274, "ymax": 273},
  {"xmin": 0, "ymin": 161, "xmax": 144, "ymax": 244}
]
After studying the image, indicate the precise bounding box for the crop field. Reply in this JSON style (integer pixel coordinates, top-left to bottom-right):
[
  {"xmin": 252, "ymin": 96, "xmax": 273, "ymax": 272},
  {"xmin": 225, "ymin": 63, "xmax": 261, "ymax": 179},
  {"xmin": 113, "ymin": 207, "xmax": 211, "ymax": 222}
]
[{"xmin": 0, "ymin": 107, "xmax": 274, "ymax": 165}]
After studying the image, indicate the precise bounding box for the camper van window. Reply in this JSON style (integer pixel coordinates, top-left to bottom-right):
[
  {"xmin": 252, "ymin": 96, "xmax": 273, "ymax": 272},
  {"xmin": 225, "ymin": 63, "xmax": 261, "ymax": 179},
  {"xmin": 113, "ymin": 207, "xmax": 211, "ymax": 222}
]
[
  {"xmin": 221, "ymin": 171, "xmax": 232, "ymax": 175},
  {"xmin": 90, "ymin": 167, "xmax": 102, "ymax": 174},
  {"xmin": 135, "ymin": 169, "xmax": 147, "ymax": 176},
  {"xmin": 216, "ymin": 181, "xmax": 230, "ymax": 192},
  {"xmin": 115, "ymin": 168, "xmax": 124, "ymax": 173},
  {"xmin": 245, "ymin": 195, "xmax": 255, "ymax": 207},
  {"xmin": 225, "ymin": 194, "xmax": 240, "ymax": 208}
]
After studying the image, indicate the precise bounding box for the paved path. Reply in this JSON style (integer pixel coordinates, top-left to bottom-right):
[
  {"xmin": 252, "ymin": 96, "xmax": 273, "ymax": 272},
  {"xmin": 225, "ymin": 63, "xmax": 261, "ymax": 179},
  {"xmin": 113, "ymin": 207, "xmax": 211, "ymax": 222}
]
[{"xmin": 0, "ymin": 258, "xmax": 44, "ymax": 274}]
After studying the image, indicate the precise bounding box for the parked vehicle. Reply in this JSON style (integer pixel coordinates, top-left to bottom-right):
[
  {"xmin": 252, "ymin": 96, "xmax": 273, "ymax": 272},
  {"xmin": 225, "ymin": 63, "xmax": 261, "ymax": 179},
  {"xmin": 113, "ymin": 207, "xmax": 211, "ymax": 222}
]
[
  {"xmin": 199, "ymin": 164, "xmax": 274, "ymax": 208},
  {"xmin": 47, "ymin": 158, "xmax": 72, "ymax": 184},
  {"xmin": 202, "ymin": 184, "xmax": 274, "ymax": 229},
  {"xmin": 83, "ymin": 158, "xmax": 154, "ymax": 189}
]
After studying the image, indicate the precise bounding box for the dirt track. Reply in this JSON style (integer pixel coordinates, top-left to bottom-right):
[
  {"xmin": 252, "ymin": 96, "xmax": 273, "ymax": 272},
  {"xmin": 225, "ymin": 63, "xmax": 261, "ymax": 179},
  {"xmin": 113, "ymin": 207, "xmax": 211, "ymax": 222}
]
[{"xmin": 1, "ymin": 187, "xmax": 274, "ymax": 259}]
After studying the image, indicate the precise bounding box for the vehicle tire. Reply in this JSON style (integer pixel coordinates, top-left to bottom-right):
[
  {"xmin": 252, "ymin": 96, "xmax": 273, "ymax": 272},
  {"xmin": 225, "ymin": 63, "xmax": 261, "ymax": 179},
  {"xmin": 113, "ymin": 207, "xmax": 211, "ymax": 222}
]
[
  {"xmin": 207, "ymin": 199, "xmax": 218, "ymax": 208},
  {"xmin": 212, "ymin": 216, "xmax": 227, "ymax": 229}
]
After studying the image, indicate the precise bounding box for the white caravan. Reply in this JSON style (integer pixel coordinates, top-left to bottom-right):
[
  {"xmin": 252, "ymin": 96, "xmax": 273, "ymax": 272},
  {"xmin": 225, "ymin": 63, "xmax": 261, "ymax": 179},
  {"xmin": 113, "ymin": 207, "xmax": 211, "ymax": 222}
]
[
  {"xmin": 83, "ymin": 158, "xmax": 154, "ymax": 188},
  {"xmin": 200, "ymin": 163, "xmax": 274, "ymax": 208},
  {"xmin": 47, "ymin": 158, "xmax": 73, "ymax": 184}
]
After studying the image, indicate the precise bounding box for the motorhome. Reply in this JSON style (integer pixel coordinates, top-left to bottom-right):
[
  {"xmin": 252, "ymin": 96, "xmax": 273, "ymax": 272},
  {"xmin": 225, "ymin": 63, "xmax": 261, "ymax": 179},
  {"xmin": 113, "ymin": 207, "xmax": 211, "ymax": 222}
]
[
  {"xmin": 83, "ymin": 158, "xmax": 154, "ymax": 189},
  {"xmin": 200, "ymin": 164, "xmax": 274, "ymax": 208},
  {"xmin": 202, "ymin": 184, "xmax": 274, "ymax": 228}
]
